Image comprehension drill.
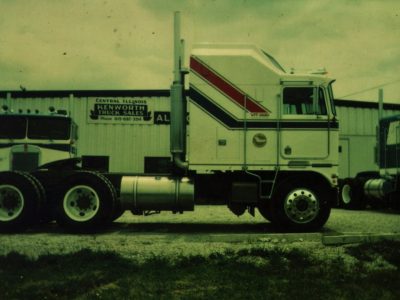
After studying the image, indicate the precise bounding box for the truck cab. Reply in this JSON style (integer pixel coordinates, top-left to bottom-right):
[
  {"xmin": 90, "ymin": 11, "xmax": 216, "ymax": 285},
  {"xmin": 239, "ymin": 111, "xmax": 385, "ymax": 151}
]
[
  {"xmin": 379, "ymin": 114, "xmax": 400, "ymax": 177},
  {"xmin": 0, "ymin": 112, "xmax": 78, "ymax": 172},
  {"xmin": 188, "ymin": 44, "xmax": 338, "ymax": 181},
  {"xmin": 187, "ymin": 44, "xmax": 338, "ymax": 229}
]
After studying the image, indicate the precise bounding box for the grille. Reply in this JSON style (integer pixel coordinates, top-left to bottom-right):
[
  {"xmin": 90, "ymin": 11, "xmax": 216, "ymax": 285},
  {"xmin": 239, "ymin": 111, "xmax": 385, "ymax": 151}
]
[{"xmin": 12, "ymin": 152, "xmax": 39, "ymax": 171}]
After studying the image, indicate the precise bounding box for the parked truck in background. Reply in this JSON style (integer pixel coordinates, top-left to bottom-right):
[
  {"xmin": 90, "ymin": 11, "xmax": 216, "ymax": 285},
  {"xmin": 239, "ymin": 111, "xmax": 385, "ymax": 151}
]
[
  {"xmin": 0, "ymin": 12, "xmax": 339, "ymax": 232},
  {"xmin": 339, "ymin": 114, "xmax": 400, "ymax": 210},
  {"xmin": 0, "ymin": 108, "xmax": 78, "ymax": 172}
]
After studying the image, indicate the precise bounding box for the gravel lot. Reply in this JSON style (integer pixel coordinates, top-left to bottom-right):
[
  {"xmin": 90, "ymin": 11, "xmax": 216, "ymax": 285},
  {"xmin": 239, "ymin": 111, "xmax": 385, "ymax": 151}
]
[{"xmin": 0, "ymin": 207, "xmax": 399, "ymax": 262}]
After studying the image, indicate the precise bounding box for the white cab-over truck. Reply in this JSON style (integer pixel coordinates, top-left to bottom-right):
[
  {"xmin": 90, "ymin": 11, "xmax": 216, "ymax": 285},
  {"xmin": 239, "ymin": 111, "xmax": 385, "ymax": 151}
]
[
  {"xmin": 0, "ymin": 13, "xmax": 338, "ymax": 232},
  {"xmin": 0, "ymin": 110, "xmax": 78, "ymax": 172}
]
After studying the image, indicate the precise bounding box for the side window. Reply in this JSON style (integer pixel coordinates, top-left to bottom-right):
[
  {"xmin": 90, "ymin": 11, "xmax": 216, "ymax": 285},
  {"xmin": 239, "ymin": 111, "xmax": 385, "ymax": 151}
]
[
  {"xmin": 283, "ymin": 87, "xmax": 313, "ymax": 115},
  {"xmin": 283, "ymin": 87, "xmax": 327, "ymax": 115}
]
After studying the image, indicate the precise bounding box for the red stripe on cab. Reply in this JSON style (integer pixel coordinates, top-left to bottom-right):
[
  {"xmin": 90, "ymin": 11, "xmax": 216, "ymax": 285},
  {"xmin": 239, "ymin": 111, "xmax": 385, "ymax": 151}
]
[{"xmin": 190, "ymin": 56, "xmax": 270, "ymax": 114}]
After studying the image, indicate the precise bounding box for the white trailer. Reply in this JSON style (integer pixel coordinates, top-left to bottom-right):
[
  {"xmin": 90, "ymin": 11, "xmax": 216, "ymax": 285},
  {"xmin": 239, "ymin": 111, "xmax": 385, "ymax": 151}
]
[{"xmin": 0, "ymin": 12, "xmax": 339, "ymax": 232}]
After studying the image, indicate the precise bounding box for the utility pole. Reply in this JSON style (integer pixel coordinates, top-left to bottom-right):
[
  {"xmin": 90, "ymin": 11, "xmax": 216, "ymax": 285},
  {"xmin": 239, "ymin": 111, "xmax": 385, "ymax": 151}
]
[{"xmin": 378, "ymin": 88, "xmax": 383, "ymax": 121}]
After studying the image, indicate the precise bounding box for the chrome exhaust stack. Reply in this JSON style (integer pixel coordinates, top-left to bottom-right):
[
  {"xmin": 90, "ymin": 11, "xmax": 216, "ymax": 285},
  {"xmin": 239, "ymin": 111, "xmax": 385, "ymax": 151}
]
[
  {"xmin": 170, "ymin": 11, "xmax": 188, "ymax": 170},
  {"xmin": 118, "ymin": 13, "xmax": 193, "ymax": 213}
]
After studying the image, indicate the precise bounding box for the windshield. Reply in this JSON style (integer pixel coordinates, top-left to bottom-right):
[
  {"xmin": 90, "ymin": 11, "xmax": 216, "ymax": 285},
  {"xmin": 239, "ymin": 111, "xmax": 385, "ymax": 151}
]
[
  {"xmin": 328, "ymin": 82, "xmax": 337, "ymax": 116},
  {"xmin": 28, "ymin": 117, "xmax": 71, "ymax": 140},
  {"xmin": 0, "ymin": 116, "xmax": 27, "ymax": 139}
]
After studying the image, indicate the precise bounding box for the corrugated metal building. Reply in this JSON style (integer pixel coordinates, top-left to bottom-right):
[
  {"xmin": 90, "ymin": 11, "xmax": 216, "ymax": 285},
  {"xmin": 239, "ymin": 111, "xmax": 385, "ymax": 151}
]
[
  {"xmin": 1, "ymin": 90, "xmax": 400, "ymax": 177},
  {"xmin": 1, "ymin": 90, "xmax": 172, "ymax": 173}
]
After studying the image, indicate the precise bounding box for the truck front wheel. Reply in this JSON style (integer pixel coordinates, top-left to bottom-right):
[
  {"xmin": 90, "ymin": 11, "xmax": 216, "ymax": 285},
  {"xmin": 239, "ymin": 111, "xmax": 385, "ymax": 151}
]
[
  {"xmin": 56, "ymin": 172, "xmax": 116, "ymax": 231},
  {"xmin": 270, "ymin": 179, "xmax": 331, "ymax": 231}
]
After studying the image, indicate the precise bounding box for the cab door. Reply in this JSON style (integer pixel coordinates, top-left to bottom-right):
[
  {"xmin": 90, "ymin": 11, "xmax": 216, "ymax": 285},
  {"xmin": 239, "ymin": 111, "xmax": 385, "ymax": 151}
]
[{"xmin": 279, "ymin": 86, "xmax": 330, "ymax": 159}]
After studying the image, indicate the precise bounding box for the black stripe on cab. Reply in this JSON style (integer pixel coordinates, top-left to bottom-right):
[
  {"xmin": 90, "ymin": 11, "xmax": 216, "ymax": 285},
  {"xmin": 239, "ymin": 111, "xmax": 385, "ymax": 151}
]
[{"xmin": 189, "ymin": 87, "xmax": 338, "ymax": 130}]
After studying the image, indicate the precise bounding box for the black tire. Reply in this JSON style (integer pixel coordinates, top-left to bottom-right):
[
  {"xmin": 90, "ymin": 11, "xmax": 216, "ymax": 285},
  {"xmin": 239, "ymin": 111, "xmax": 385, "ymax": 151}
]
[
  {"xmin": 109, "ymin": 200, "xmax": 125, "ymax": 222},
  {"xmin": 55, "ymin": 171, "xmax": 116, "ymax": 231},
  {"xmin": 25, "ymin": 174, "xmax": 52, "ymax": 223},
  {"xmin": 339, "ymin": 178, "xmax": 366, "ymax": 210},
  {"xmin": 388, "ymin": 192, "xmax": 400, "ymax": 211},
  {"xmin": 269, "ymin": 178, "xmax": 331, "ymax": 231},
  {"xmin": 0, "ymin": 171, "xmax": 42, "ymax": 232}
]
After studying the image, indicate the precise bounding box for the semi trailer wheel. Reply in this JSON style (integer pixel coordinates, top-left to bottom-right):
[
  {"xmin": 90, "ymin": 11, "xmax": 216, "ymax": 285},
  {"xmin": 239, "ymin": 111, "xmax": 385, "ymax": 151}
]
[
  {"xmin": 269, "ymin": 179, "xmax": 331, "ymax": 231},
  {"xmin": 339, "ymin": 178, "xmax": 366, "ymax": 210},
  {"xmin": 0, "ymin": 171, "xmax": 42, "ymax": 231},
  {"xmin": 56, "ymin": 171, "xmax": 116, "ymax": 231}
]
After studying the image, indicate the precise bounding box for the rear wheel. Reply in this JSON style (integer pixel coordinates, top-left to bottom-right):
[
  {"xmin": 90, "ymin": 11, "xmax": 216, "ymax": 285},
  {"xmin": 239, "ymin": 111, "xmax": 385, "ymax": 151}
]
[
  {"xmin": 109, "ymin": 200, "xmax": 124, "ymax": 222},
  {"xmin": 56, "ymin": 172, "xmax": 116, "ymax": 231},
  {"xmin": 339, "ymin": 178, "xmax": 366, "ymax": 210},
  {"xmin": 270, "ymin": 179, "xmax": 331, "ymax": 231},
  {"xmin": 0, "ymin": 171, "xmax": 41, "ymax": 231},
  {"xmin": 27, "ymin": 174, "xmax": 51, "ymax": 223}
]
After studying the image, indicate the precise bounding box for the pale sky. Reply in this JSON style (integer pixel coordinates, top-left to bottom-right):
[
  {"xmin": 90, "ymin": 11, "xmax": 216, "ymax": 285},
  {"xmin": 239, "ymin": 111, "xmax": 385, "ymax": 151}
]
[{"xmin": 0, "ymin": 0, "xmax": 399, "ymax": 103}]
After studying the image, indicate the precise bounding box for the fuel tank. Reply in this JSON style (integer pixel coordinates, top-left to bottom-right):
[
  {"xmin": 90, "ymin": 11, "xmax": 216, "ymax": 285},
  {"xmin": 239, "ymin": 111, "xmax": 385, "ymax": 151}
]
[{"xmin": 120, "ymin": 176, "xmax": 194, "ymax": 211}]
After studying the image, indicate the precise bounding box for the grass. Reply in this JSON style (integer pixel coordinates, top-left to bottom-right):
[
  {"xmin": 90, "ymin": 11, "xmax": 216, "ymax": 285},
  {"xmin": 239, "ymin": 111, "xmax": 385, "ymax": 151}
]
[{"xmin": 1, "ymin": 241, "xmax": 399, "ymax": 300}]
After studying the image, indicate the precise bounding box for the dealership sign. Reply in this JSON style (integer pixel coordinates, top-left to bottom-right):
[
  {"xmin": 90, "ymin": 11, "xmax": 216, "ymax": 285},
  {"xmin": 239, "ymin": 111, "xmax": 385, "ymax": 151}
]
[{"xmin": 87, "ymin": 98, "xmax": 153, "ymax": 124}]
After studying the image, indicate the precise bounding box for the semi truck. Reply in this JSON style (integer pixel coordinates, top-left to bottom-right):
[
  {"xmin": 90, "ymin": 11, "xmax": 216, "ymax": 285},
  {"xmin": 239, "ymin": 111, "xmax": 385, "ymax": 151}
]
[
  {"xmin": 339, "ymin": 114, "xmax": 400, "ymax": 210},
  {"xmin": 0, "ymin": 107, "xmax": 78, "ymax": 172},
  {"xmin": 0, "ymin": 12, "xmax": 339, "ymax": 232}
]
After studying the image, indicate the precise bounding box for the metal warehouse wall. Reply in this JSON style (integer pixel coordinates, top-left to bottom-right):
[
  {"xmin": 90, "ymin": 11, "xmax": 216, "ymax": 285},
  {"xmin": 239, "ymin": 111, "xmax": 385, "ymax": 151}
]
[
  {"xmin": 0, "ymin": 91, "xmax": 171, "ymax": 173},
  {"xmin": 335, "ymin": 100, "xmax": 400, "ymax": 178}
]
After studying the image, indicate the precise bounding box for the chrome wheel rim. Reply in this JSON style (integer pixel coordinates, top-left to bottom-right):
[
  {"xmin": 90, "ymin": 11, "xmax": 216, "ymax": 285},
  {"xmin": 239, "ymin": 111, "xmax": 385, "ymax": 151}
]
[
  {"xmin": 0, "ymin": 185, "xmax": 24, "ymax": 222},
  {"xmin": 284, "ymin": 188, "xmax": 319, "ymax": 224},
  {"xmin": 63, "ymin": 185, "xmax": 100, "ymax": 222},
  {"xmin": 341, "ymin": 184, "xmax": 352, "ymax": 204}
]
